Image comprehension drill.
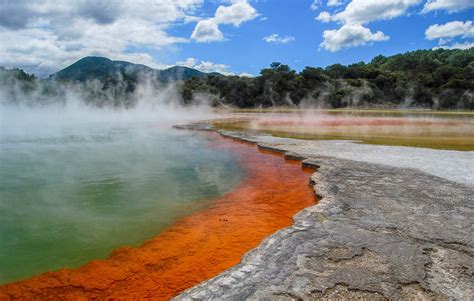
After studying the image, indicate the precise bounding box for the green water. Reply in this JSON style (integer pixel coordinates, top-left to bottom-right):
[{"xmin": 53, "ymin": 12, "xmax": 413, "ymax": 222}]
[{"xmin": 0, "ymin": 117, "xmax": 245, "ymax": 284}]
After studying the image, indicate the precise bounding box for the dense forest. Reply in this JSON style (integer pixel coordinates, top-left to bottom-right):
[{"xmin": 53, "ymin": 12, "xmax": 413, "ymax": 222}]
[
  {"xmin": 182, "ymin": 48, "xmax": 474, "ymax": 110},
  {"xmin": 1, "ymin": 48, "xmax": 473, "ymax": 109}
]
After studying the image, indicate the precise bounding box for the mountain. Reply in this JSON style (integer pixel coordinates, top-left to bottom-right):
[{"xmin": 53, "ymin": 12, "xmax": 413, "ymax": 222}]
[
  {"xmin": 158, "ymin": 66, "xmax": 211, "ymax": 81},
  {"xmin": 49, "ymin": 56, "xmax": 216, "ymax": 82}
]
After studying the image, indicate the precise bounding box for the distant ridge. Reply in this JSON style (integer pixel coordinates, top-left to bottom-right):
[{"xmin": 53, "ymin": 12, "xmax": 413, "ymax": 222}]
[{"xmin": 50, "ymin": 56, "xmax": 219, "ymax": 82}]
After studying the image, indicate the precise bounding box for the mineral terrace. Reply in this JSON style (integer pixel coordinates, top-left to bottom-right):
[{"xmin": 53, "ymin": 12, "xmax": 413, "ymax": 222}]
[{"xmin": 174, "ymin": 123, "xmax": 474, "ymax": 300}]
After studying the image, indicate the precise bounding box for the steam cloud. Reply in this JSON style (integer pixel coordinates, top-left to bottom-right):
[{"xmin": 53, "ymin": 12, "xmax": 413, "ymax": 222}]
[{"xmin": 0, "ymin": 71, "xmax": 215, "ymax": 132}]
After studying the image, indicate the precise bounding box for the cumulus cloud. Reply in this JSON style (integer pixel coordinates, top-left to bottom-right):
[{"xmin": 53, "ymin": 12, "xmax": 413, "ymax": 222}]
[
  {"xmin": 176, "ymin": 57, "xmax": 254, "ymax": 76},
  {"xmin": 320, "ymin": 24, "xmax": 389, "ymax": 52},
  {"xmin": 316, "ymin": 11, "xmax": 332, "ymax": 22},
  {"xmin": 433, "ymin": 41, "xmax": 474, "ymax": 49},
  {"xmin": 426, "ymin": 20, "xmax": 474, "ymax": 50},
  {"xmin": 0, "ymin": 0, "xmax": 203, "ymax": 76},
  {"xmin": 422, "ymin": 0, "xmax": 474, "ymax": 13},
  {"xmin": 262, "ymin": 34, "xmax": 295, "ymax": 44},
  {"xmin": 214, "ymin": 1, "xmax": 258, "ymax": 26},
  {"xmin": 310, "ymin": 0, "xmax": 320, "ymax": 10},
  {"xmin": 425, "ymin": 20, "xmax": 474, "ymax": 40},
  {"xmin": 191, "ymin": 0, "xmax": 258, "ymax": 42},
  {"xmin": 318, "ymin": 0, "xmax": 419, "ymax": 51},
  {"xmin": 239, "ymin": 72, "xmax": 254, "ymax": 77},
  {"xmin": 327, "ymin": 0, "xmax": 344, "ymax": 7},
  {"xmin": 0, "ymin": 0, "xmax": 203, "ymax": 29},
  {"xmin": 331, "ymin": 0, "xmax": 420, "ymax": 25},
  {"xmin": 190, "ymin": 19, "xmax": 223, "ymax": 42},
  {"xmin": 176, "ymin": 57, "xmax": 233, "ymax": 75},
  {"xmin": 76, "ymin": 1, "xmax": 122, "ymax": 25},
  {"xmin": 0, "ymin": 0, "xmax": 46, "ymax": 30}
]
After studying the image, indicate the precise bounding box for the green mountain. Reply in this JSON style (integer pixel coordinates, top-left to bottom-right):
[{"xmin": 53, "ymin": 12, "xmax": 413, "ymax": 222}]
[{"xmin": 50, "ymin": 56, "xmax": 215, "ymax": 82}]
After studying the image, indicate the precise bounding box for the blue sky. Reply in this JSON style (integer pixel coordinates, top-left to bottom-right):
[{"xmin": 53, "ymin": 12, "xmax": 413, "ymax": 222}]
[{"xmin": 0, "ymin": 0, "xmax": 473, "ymax": 77}]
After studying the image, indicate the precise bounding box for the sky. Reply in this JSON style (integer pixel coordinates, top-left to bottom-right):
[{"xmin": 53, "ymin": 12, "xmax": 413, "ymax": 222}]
[{"xmin": 0, "ymin": 0, "xmax": 473, "ymax": 77}]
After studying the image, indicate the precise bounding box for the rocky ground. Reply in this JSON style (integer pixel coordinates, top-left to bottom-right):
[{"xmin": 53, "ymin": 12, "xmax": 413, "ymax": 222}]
[{"xmin": 173, "ymin": 124, "xmax": 474, "ymax": 300}]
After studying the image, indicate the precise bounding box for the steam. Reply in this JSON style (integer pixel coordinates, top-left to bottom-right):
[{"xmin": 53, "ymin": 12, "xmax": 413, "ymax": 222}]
[
  {"xmin": 0, "ymin": 73, "xmax": 246, "ymax": 284},
  {"xmin": 0, "ymin": 71, "xmax": 215, "ymax": 134},
  {"xmin": 268, "ymin": 78, "xmax": 376, "ymax": 110},
  {"xmin": 241, "ymin": 110, "xmax": 474, "ymax": 144}
]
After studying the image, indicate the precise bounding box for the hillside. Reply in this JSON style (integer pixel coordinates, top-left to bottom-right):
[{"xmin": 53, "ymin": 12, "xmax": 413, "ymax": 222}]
[{"xmin": 50, "ymin": 56, "xmax": 212, "ymax": 82}]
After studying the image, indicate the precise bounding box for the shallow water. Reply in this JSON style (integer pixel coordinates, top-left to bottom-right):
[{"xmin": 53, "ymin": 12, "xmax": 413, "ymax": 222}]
[
  {"xmin": 216, "ymin": 111, "xmax": 474, "ymax": 150},
  {"xmin": 0, "ymin": 121, "xmax": 245, "ymax": 284}
]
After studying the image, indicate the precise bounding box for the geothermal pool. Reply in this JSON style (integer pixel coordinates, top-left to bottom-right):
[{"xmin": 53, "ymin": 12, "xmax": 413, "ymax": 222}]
[
  {"xmin": 217, "ymin": 111, "xmax": 474, "ymax": 151},
  {"xmin": 0, "ymin": 120, "xmax": 246, "ymax": 284},
  {"xmin": 0, "ymin": 107, "xmax": 317, "ymax": 299}
]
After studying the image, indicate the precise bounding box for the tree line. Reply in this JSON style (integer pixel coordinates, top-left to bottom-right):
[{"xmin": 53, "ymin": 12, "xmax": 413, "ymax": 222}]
[
  {"xmin": 1, "ymin": 48, "xmax": 473, "ymax": 110},
  {"xmin": 182, "ymin": 48, "xmax": 474, "ymax": 110}
]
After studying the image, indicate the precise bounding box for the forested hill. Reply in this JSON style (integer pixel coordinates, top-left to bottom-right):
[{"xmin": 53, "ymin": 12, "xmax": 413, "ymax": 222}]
[
  {"xmin": 1, "ymin": 48, "xmax": 473, "ymax": 109},
  {"xmin": 0, "ymin": 57, "xmax": 219, "ymax": 107},
  {"xmin": 182, "ymin": 48, "xmax": 474, "ymax": 110},
  {"xmin": 50, "ymin": 56, "xmax": 213, "ymax": 82}
]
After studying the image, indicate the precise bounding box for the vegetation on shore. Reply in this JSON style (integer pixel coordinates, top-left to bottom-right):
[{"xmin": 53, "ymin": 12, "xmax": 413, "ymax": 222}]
[{"xmin": 183, "ymin": 48, "xmax": 474, "ymax": 110}]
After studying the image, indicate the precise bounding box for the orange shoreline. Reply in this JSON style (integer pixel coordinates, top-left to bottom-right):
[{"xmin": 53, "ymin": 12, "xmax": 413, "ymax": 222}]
[{"xmin": 0, "ymin": 131, "xmax": 317, "ymax": 300}]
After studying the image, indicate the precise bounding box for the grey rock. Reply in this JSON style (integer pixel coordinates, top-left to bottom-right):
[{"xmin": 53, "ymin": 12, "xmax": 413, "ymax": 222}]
[{"xmin": 174, "ymin": 127, "xmax": 474, "ymax": 301}]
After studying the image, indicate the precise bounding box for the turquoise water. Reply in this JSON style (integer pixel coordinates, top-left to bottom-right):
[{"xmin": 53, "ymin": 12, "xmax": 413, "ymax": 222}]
[{"xmin": 0, "ymin": 116, "xmax": 245, "ymax": 284}]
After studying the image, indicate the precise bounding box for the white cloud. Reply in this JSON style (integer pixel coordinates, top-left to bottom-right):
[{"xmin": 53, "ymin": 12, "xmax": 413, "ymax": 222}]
[
  {"xmin": 191, "ymin": 0, "xmax": 258, "ymax": 42},
  {"xmin": 262, "ymin": 34, "xmax": 295, "ymax": 44},
  {"xmin": 433, "ymin": 41, "xmax": 474, "ymax": 49},
  {"xmin": 194, "ymin": 61, "xmax": 232, "ymax": 75},
  {"xmin": 214, "ymin": 1, "xmax": 258, "ymax": 26},
  {"xmin": 310, "ymin": 0, "xmax": 320, "ymax": 10},
  {"xmin": 425, "ymin": 20, "xmax": 474, "ymax": 40},
  {"xmin": 320, "ymin": 24, "xmax": 389, "ymax": 51},
  {"xmin": 191, "ymin": 19, "xmax": 223, "ymax": 42},
  {"xmin": 176, "ymin": 57, "xmax": 233, "ymax": 75},
  {"xmin": 176, "ymin": 57, "xmax": 198, "ymax": 68},
  {"xmin": 0, "ymin": 0, "xmax": 203, "ymax": 76},
  {"xmin": 316, "ymin": 11, "xmax": 332, "ymax": 22},
  {"xmin": 318, "ymin": 0, "xmax": 418, "ymax": 51},
  {"xmin": 239, "ymin": 72, "xmax": 254, "ymax": 77},
  {"xmin": 327, "ymin": 0, "xmax": 344, "ymax": 7},
  {"xmin": 332, "ymin": 0, "xmax": 420, "ymax": 25},
  {"xmin": 0, "ymin": 0, "xmax": 203, "ymax": 29},
  {"xmin": 177, "ymin": 58, "xmax": 253, "ymax": 76},
  {"xmin": 0, "ymin": 27, "xmax": 173, "ymax": 77},
  {"xmin": 425, "ymin": 20, "xmax": 474, "ymax": 50},
  {"xmin": 422, "ymin": 0, "xmax": 474, "ymax": 13},
  {"xmin": 438, "ymin": 38, "xmax": 449, "ymax": 45}
]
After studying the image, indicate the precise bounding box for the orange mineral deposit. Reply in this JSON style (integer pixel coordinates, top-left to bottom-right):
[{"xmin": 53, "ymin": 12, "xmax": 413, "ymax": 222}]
[{"xmin": 0, "ymin": 132, "xmax": 317, "ymax": 300}]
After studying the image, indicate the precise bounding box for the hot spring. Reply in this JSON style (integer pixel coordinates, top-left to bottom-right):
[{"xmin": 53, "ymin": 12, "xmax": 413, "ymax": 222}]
[
  {"xmin": 215, "ymin": 110, "xmax": 474, "ymax": 151},
  {"xmin": 0, "ymin": 107, "xmax": 246, "ymax": 284}
]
